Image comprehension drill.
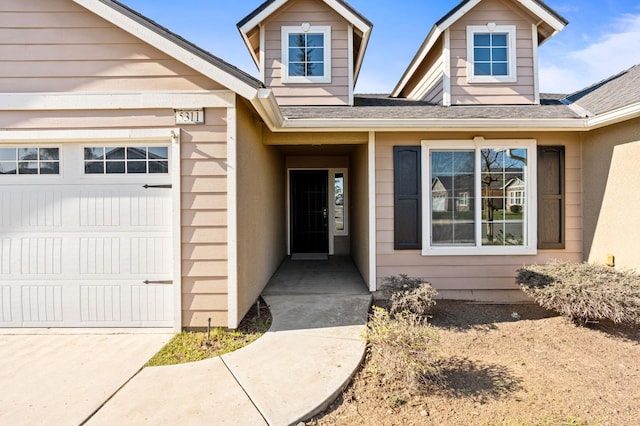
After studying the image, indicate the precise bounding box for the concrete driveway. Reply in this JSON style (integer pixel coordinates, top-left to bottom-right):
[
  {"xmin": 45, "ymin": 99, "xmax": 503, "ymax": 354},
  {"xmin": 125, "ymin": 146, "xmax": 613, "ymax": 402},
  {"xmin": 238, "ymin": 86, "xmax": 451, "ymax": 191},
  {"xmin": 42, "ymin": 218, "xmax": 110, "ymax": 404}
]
[{"xmin": 0, "ymin": 331, "xmax": 172, "ymax": 425}]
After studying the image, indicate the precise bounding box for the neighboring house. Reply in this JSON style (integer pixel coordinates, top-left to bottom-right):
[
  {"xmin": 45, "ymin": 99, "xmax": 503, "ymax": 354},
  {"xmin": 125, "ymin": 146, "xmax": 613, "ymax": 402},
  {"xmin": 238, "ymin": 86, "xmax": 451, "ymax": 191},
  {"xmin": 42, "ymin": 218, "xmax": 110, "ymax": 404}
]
[{"xmin": 0, "ymin": 0, "xmax": 639, "ymax": 329}]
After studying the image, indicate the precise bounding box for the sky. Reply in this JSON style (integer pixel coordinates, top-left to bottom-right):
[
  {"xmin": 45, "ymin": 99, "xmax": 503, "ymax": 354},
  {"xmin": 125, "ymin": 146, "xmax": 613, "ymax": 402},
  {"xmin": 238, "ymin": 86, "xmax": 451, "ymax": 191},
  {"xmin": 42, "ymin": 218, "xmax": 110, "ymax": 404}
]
[{"xmin": 121, "ymin": 0, "xmax": 640, "ymax": 95}]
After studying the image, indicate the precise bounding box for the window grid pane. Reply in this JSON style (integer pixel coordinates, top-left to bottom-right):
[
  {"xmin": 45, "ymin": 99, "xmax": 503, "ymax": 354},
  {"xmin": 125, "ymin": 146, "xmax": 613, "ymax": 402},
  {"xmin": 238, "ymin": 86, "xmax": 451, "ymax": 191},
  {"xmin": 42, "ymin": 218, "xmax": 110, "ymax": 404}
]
[
  {"xmin": 473, "ymin": 32, "xmax": 510, "ymax": 77},
  {"xmin": 431, "ymin": 150, "xmax": 476, "ymax": 246},
  {"xmin": 288, "ymin": 32, "xmax": 325, "ymax": 78},
  {"xmin": 84, "ymin": 146, "xmax": 169, "ymax": 175},
  {"xmin": 480, "ymin": 148, "xmax": 527, "ymax": 246},
  {"xmin": 0, "ymin": 147, "xmax": 60, "ymax": 175}
]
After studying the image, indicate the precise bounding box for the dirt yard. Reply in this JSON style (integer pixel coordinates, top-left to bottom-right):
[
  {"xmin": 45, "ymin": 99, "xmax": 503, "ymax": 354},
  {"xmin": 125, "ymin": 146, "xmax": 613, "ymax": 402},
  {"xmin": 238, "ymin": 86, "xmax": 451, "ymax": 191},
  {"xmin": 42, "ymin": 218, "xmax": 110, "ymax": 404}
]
[{"xmin": 308, "ymin": 301, "xmax": 640, "ymax": 425}]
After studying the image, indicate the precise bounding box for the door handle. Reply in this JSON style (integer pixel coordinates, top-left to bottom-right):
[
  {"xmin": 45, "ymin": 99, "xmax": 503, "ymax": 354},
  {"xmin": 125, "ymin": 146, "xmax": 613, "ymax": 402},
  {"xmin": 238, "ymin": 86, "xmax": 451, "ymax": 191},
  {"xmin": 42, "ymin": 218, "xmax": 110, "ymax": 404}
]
[{"xmin": 323, "ymin": 208, "xmax": 328, "ymax": 220}]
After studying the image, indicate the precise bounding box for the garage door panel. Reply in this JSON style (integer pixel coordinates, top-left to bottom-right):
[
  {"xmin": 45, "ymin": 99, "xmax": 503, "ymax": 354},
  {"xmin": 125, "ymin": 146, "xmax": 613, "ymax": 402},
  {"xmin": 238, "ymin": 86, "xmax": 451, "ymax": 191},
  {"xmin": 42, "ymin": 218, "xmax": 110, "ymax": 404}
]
[
  {"xmin": 130, "ymin": 237, "xmax": 172, "ymax": 275},
  {"xmin": 20, "ymin": 191, "xmax": 63, "ymax": 228},
  {"xmin": 0, "ymin": 239, "xmax": 10, "ymax": 275},
  {"xmin": 80, "ymin": 284, "xmax": 122, "ymax": 323},
  {"xmin": 21, "ymin": 284, "xmax": 64, "ymax": 324},
  {"xmin": 131, "ymin": 284, "xmax": 172, "ymax": 323},
  {"xmin": 0, "ymin": 286, "xmax": 11, "ymax": 323},
  {"xmin": 80, "ymin": 237, "xmax": 121, "ymax": 275},
  {"xmin": 20, "ymin": 237, "xmax": 63, "ymax": 275},
  {"xmin": 1, "ymin": 143, "xmax": 175, "ymax": 328}
]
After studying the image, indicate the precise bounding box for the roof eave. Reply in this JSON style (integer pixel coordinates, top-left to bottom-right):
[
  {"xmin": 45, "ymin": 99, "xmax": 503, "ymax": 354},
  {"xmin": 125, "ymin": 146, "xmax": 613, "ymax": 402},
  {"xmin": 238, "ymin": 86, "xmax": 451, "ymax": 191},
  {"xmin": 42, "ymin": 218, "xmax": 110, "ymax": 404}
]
[{"xmin": 273, "ymin": 117, "xmax": 589, "ymax": 132}]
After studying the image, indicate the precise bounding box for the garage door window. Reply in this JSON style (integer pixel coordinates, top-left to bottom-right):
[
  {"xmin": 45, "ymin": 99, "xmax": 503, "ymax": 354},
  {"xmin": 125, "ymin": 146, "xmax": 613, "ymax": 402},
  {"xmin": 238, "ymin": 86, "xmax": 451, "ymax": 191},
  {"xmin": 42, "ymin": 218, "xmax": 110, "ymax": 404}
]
[
  {"xmin": 0, "ymin": 147, "xmax": 60, "ymax": 175},
  {"xmin": 84, "ymin": 146, "xmax": 169, "ymax": 174}
]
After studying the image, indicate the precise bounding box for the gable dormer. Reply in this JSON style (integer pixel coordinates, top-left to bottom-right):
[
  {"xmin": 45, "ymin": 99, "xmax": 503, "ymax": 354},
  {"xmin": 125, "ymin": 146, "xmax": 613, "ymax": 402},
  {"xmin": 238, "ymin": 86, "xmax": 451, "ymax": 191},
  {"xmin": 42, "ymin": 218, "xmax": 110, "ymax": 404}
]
[
  {"xmin": 392, "ymin": 0, "xmax": 567, "ymax": 105},
  {"xmin": 238, "ymin": 0, "xmax": 372, "ymax": 106}
]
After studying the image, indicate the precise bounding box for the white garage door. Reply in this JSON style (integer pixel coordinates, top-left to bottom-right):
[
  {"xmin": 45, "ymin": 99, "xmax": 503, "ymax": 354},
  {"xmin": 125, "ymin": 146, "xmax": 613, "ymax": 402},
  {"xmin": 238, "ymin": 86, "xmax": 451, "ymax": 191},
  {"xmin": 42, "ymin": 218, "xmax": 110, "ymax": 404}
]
[{"xmin": 0, "ymin": 143, "xmax": 175, "ymax": 328}]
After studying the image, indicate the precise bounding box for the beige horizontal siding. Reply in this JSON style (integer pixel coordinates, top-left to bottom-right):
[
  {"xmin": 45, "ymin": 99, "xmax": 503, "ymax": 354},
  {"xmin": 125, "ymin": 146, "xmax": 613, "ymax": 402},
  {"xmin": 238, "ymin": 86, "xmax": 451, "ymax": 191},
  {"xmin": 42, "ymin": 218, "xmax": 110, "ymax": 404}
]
[
  {"xmin": 375, "ymin": 132, "xmax": 583, "ymax": 301},
  {"xmin": 263, "ymin": 0, "xmax": 350, "ymax": 105},
  {"xmin": 0, "ymin": 0, "xmax": 223, "ymax": 92},
  {"xmin": 449, "ymin": 0, "xmax": 536, "ymax": 105},
  {"xmin": 178, "ymin": 109, "xmax": 230, "ymax": 328}
]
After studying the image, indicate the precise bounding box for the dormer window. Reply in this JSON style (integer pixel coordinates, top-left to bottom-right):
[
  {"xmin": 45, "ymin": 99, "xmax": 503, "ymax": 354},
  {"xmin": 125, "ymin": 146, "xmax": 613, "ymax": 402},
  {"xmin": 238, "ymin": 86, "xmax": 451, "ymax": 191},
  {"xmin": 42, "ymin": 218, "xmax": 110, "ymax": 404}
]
[
  {"xmin": 281, "ymin": 25, "xmax": 331, "ymax": 84},
  {"xmin": 467, "ymin": 24, "xmax": 517, "ymax": 83}
]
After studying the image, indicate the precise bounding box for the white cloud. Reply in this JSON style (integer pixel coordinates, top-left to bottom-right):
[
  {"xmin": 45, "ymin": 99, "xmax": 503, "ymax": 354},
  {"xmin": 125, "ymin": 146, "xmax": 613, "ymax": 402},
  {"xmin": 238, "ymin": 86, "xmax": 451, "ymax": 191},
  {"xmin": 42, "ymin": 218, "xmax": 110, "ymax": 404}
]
[{"xmin": 540, "ymin": 14, "xmax": 640, "ymax": 93}]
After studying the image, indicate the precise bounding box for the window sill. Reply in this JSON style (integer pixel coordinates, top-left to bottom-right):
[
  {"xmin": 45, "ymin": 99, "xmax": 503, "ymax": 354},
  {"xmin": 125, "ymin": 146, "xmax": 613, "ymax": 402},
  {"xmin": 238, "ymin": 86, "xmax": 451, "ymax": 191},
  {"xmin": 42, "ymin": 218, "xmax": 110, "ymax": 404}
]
[
  {"xmin": 282, "ymin": 76, "xmax": 332, "ymax": 84},
  {"xmin": 422, "ymin": 246, "xmax": 537, "ymax": 256},
  {"xmin": 467, "ymin": 76, "xmax": 517, "ymax": 84}
]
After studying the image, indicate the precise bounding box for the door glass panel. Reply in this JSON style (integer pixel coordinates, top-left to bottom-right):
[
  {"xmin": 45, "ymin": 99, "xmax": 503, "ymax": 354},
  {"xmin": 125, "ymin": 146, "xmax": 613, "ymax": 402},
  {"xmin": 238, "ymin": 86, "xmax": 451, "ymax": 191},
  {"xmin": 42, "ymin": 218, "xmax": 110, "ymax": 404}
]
[{"xmin": 334, "ymin": 173, "xmax": 344, "ymax": 232}]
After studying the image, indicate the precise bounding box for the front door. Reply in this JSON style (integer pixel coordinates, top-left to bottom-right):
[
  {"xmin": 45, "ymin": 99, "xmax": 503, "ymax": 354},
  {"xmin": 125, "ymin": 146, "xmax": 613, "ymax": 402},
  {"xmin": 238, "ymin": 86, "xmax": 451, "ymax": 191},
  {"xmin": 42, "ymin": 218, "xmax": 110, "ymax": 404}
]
[{"xmin": 290, "ymin": 170, "xmax": 329, "ymax": 253}]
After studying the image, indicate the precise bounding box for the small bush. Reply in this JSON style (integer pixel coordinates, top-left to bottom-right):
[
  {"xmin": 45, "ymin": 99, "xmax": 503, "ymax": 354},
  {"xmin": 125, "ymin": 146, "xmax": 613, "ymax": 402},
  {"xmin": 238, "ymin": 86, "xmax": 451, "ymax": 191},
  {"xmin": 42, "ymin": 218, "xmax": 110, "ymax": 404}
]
[
  {"xmin": 517, "ymin": 260, "xmax": 640, "ymax": 325},
  {"xmin": 366, "ymin": 307, "xmax": 441, "ymax": 391},
  {"xmin": 510, "ymin": 205, "xmax": 523, "ymax": 213},
  {"xmin": 382, "ymin": 274, "xmax": 438, "ymax": 317}
]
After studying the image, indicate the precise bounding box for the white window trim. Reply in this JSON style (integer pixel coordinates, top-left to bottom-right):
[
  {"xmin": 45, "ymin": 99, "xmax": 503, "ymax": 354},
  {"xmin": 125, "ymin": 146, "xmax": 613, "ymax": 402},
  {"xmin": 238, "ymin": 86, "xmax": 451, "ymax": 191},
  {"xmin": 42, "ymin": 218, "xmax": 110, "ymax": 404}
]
[
  {"xmin": 281, "ymin": 25, "xmax": 332, "ymax": 84},
  {"xmin": 421, "ymin": 139, "xmax": 537, "ymax": 256},
  {"xmin": 467, "ymin": 24, "xmax": 517, "ymax": 84},
  {"xmin": 331, "ymin": 169, "xmax": 348, "ymax": 237}
]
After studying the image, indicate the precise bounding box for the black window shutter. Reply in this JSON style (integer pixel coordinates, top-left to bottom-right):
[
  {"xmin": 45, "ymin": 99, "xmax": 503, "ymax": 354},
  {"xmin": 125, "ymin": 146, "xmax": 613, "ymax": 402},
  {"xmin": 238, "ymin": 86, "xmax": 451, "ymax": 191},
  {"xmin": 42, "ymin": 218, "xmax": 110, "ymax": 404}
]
[
  {"xmin": 537, "ymin": 146, "xmax": 565, "ymax": 249},
  {"xmin": 394, "ymin": 146, "xmax": 422, "ymax": 250}
]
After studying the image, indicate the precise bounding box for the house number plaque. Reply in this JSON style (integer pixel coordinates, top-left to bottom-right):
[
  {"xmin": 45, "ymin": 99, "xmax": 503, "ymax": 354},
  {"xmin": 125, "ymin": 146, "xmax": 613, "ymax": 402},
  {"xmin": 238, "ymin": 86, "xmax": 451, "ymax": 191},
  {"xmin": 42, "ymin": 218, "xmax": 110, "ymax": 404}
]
[{"xmin": 175, "ymin": 109, "xmax": 204, "ymax": 125}]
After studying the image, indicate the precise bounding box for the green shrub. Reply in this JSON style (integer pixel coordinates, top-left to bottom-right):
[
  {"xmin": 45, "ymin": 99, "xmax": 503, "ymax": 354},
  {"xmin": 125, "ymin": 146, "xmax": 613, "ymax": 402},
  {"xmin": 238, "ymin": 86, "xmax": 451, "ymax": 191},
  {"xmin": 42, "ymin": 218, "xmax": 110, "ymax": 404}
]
[
  {"xmin": 510, "ymin": 205, "xmax": 523, "ymax": 213},
  {"xmin": 366, "ymin": 307, "xmax": 441, "ymax": 391},
  {"xmin": 516, "ymin": 260, "xmax": 640, "ymax": 324},
  {"xmin": 382, "ymin": 274, "xmax": 438, "ymax": 317}
]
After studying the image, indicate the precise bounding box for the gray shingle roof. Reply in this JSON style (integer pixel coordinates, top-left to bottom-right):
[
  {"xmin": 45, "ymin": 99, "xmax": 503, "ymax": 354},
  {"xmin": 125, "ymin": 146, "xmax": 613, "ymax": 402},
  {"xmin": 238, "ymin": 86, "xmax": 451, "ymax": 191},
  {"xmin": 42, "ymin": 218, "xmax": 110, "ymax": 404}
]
[
  {"xmin": 280, "ymin": 94, "xmax": 581, "ymax": 120},
  {"xmin": 436, "ymin": 0, "xmax": 567, "ymax": 28},
  {"xmin": 237, "ymin": 0, "xmax": 373, "ymax": 28},
  {"xmin": 564, "ymin": 65, "xmax": 640, "ymax": 116},
  {"xmin": 101, "ymin": 0, "xmax": 263, "ymax": 90}
]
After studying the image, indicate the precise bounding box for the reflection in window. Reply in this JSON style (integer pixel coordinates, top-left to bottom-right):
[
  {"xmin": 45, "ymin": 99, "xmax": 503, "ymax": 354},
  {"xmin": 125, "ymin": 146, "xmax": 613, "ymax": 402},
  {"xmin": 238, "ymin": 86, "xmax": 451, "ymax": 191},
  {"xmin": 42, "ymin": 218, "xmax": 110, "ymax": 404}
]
[
  {"xmin": 334, "ymin": 173, "xmax": 344, "ymax": 232},
  {"xmin": 430, "ymin": 150, "xmax": 475, "ymax": 246},
  {"xmin": 428, "ymin": 146, "xmax": 529, "ymax": 249},
  {"xmin": 481, "ymin": 148, "xmax": 526, "ymax": 246},
  {"xmin": 288, "ymin": 33, "xmax": 325, "ymax": 78},
  {"xmin": 0, "ymin": 147, "xmax": 60, "ymax": 175},
  {"xmin": 84, "ymin": 146, "xmax": 169, "ymax": 174}
]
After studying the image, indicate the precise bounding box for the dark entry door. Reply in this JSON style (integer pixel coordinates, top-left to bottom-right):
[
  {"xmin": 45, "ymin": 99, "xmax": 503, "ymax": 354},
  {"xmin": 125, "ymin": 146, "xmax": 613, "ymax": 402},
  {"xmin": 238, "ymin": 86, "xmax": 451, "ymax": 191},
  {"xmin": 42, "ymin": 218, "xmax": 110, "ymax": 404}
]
[{"xmin": 290, "ymin": 170, "xmax": 329, "ymax": 253}]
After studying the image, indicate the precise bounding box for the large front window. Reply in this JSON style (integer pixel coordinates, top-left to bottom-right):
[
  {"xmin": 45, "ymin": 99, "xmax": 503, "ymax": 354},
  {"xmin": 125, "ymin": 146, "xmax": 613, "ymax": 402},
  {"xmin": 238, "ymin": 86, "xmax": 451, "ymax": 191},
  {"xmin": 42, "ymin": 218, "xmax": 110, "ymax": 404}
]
[
  {"xmin": 282, "ymin": 25, "xmax": 331, "ymax": 83},
  {"xmin": 423, "ymin": 140, "xmax": 536, "ymax": 255}
]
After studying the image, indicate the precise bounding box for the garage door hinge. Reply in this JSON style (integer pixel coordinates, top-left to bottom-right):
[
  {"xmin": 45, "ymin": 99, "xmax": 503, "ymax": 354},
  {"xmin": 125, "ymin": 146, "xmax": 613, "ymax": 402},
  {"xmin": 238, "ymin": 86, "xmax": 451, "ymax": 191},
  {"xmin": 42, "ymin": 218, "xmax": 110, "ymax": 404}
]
[
  {"xmin": 143, "ymin": 184, "xmax": 172, "ymax": 189},
  {"xmin": 143, "ymin": 280, "xmax": 174, "ymax": 285}
]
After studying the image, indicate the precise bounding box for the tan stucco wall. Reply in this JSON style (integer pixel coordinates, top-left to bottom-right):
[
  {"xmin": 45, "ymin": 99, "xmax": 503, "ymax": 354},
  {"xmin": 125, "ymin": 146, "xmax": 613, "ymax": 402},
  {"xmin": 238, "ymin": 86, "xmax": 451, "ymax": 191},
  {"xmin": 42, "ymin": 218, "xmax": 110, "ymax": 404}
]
[
  {"xmin": 236, "ymin": 100, "xmax": 286, "ymax": 326},
  {"xmin": 375, "ymin": 131, "xmax": 583, "ymax": 301},
  {"xmin": 350, "ymin": 143, "xmax": 370, "ymax": 285},
  {"xmin": 583, "ymin": 117, "xmax": 640, "ymax": 270}
]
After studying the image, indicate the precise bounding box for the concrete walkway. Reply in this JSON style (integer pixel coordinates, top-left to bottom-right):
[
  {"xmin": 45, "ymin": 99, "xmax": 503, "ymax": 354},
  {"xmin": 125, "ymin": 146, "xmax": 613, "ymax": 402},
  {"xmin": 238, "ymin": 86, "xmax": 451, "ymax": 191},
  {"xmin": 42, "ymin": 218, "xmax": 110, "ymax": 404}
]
[
  {"xmin": 89, "ymin": 257, "xmax": 371, "ymax": 425},
  {"xmin": 0, "ymin": 332, "xmax": 172, "ymax": 426}
]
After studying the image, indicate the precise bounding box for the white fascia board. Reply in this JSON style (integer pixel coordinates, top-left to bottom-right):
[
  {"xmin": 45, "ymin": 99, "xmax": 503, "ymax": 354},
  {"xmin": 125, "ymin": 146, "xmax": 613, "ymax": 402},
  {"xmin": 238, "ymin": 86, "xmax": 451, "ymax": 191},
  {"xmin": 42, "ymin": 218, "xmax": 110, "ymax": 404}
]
[
  {"xmin": 391, "ymin": 28, "xmax": 442, "ymax": 98},
  {"xmin": 72, "ymin": 0, "xmax": 258, "ymax": 100},
  {"xmin": 0, "ymin": 91, "xmax": 235, "ymax": 111},
  {"xmin": 240, "ymin": 28, "xmax": 261, "ymax": 69},
  {"xmin": 251, "ymin": 88, "xmax": 284, "ymax": 131},
  {"xmin": 436, "ymin": 0, "xmax": 482, "ymax": 31},
  {"xmin": 324, "ymin": 0, "xmax": 372, "ymax": 33},
  {"xmin": 277, "ymin": 118, "xmax": 589, "ymax": 132},
  {"xmin": 240, "ymin": 0, "xmax": 371, "ymax": 34},
  {"xmin": 238, "ymin": 0, "xmax": 288, "ymax": 33},
  {"xmin": 353, "ymin": 27, "xmax": 372, "ymax": 83},
  {"xmin": 587, "ymin": 102, "xmax": 640, "ymax": 130},
  {"xmin": 517, "ymin": 0, "xmax": 567, "ymax": 33},
  {"xmin": 0, "ymin": 128, "xmax": 180, "ymax": 143}
]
